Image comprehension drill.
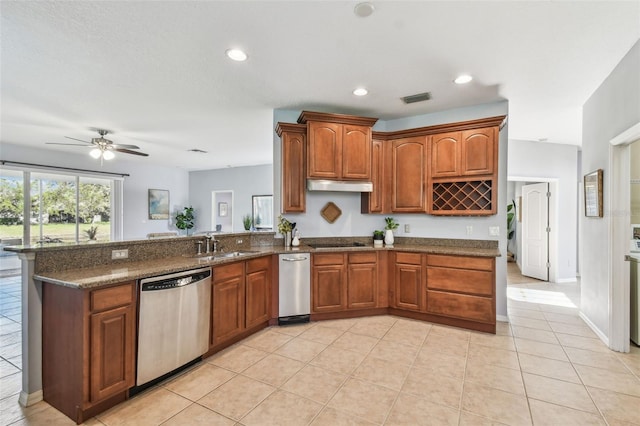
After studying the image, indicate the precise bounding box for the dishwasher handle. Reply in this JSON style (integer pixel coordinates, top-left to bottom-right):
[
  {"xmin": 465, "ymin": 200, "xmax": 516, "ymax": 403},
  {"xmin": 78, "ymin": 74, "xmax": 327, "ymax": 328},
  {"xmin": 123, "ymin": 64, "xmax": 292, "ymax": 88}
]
[
  {"xmin": 281, "ymin": 256, "xmax": 309, "ymax": 262},
  {"xmin": 141, "ymin": 269, "xmax": 211, "ymax": 291}
]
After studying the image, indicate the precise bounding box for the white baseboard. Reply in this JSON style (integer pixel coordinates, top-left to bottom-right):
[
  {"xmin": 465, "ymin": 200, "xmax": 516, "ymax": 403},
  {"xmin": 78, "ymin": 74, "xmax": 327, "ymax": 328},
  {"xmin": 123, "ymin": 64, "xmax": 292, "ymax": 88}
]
[
  {"xmin": 19, "ymin": 390, "xmax": 43, "ymax": 407},
  {"xmin": 556, "ymin": 277, "xmax": 578, "ymax": 283},
  {"xmin": 496, "ymin": 314, "xmax": 509, "ymax": 322},
  {"xmin": 579, "ymin": 311, "xmax": 610, "ymax": 347}
]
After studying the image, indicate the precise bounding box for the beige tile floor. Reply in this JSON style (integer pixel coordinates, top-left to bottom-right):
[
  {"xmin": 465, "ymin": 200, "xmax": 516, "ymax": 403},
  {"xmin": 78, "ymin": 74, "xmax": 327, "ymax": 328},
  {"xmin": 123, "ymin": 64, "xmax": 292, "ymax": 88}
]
[{"xmin": 1, "ymin": 265, "xmax": 640, "ymax": 425}]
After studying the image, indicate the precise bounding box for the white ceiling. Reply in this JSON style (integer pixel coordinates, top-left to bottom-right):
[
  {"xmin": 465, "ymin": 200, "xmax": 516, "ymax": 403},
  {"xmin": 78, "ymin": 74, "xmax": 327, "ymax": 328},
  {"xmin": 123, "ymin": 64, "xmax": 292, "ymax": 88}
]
[{"xmin": 1, "ymin": 1, "xmax": 639, "ymax": 171}]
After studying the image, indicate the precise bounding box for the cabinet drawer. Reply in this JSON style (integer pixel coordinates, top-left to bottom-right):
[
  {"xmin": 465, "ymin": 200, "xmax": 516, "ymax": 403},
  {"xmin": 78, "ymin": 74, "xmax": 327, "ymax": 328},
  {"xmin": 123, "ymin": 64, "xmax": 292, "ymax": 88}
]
[
  {"xmin": 313, "ymin": 253, "xmax": 345, "ymax": 266},
  {"xmin": 246, "ymin": 256, "xmax": 270, "ymax": 274},
  {"xmin": 427, "ymin": 254, "xmax": 493, "ymax": 271},
  {"xmin": 427, "ymin": 267, "xmax": 493, "ymax": 296},
  {"xmin": 395, "ymin": 252, "xmax": 422, "ymax": 265},
  {"xmin": 427, "ymin": 290, "xmax": 494, "ymax": 323},
  {"xmin": 91, "ymin": 282, "xmax": 134, "ymax": 312},
  {"xmin": 348, "ymin": 252, "xmax": 377, "ymax": 264},
  {"xmin": 213, "ymin": 262, "xmax": 244, "ymax": 282}
]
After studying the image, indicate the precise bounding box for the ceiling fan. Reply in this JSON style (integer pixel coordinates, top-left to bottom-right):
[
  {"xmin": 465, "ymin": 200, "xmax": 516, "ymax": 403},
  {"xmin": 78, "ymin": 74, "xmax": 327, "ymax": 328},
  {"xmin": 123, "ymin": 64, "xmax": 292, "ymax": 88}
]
[{"xmin": 47, "ymin": 129, "xmax": 149, "ymax": 160}]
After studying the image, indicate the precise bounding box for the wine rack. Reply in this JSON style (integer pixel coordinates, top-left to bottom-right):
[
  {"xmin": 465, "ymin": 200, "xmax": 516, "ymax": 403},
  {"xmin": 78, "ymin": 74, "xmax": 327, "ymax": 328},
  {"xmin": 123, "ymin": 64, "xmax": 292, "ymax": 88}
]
[{"xmin": 431, "ymin": 180, "xmax": 494, "ymax": 215}]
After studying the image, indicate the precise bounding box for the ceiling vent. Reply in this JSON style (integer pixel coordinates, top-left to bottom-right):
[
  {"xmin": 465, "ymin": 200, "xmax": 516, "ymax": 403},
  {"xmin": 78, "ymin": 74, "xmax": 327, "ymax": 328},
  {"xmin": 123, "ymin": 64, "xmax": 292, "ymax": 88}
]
[
  {"xmin": 187, "ymin": 148, "xmax": 208, "ymax": 153},
  {"xmin": 401, "ymin": 92, "xmax": 432, "ymax": 104}
]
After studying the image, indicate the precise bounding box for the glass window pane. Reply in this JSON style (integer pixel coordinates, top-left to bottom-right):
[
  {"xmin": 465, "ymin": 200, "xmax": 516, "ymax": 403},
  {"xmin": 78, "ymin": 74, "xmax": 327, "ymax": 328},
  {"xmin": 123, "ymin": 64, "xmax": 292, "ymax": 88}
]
[
  {"xmin": 31, "ymin": 172, "xmax": 76, "ymax": 244},
  {"xmin": 79, "ymin": 177, "xmax": 111, "ymax": 242}
]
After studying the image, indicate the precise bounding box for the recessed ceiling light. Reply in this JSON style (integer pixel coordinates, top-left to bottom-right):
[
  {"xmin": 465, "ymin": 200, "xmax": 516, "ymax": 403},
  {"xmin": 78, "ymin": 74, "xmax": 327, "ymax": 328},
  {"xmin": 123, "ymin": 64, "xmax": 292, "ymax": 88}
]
[
  {"xmin": 454, "ymin": 74, "xmax": 473, "ymax": 84},
  {"xmin": 354, "ymin": 2, "xmax": 375, "ymax": 17},
  {"xmin": 226, "ymin": 48, "xmax": 248, "ymax": 62},
  {"xmin": 353, "ymin": 87, "xmax": 368, "ymax": 96}
]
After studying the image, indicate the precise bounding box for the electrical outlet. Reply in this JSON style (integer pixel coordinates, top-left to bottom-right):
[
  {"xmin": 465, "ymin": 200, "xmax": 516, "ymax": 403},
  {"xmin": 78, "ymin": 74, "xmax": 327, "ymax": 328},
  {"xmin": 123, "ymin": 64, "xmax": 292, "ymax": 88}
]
[
  {"xmin": 489, "ymin": 226, "xmax": 500, "ymax": 236},
  {"xmin": 404, "ymin": 224, "xmax": 410, "ymax": 233},
  {"xmin": 466, "ymin": 226, "xmax": 473, "ymax": 235},
  {"xmin": 111, "ymin": 249, "xmax": 129, "ymax": 260}
]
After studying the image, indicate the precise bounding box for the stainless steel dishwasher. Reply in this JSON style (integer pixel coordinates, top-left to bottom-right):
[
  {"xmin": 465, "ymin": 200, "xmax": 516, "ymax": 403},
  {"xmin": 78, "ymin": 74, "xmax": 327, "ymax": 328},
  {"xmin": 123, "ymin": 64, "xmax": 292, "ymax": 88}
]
[
  {"xmin": 278, "ymin": 253, "xmax": 311, "ymax": 325},
  {"xmin": 136, "ymin": 267, "xmax": 211, "ymax": 386}
]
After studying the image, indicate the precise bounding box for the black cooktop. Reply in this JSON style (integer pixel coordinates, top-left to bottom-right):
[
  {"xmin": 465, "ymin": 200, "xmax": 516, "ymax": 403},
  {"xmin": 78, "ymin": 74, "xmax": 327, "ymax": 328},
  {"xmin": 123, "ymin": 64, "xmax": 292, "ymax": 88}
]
[{"xmin": 307, "ymin": 242, "xmax": 366, "ymax": 249}]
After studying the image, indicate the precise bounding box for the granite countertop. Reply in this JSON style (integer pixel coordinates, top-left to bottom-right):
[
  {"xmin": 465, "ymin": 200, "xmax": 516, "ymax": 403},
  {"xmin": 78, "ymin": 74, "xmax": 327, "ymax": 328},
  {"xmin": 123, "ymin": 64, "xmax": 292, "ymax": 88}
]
[{"xmin": 34, "ymin": 243, "xmax": 500, "ymax": 289}]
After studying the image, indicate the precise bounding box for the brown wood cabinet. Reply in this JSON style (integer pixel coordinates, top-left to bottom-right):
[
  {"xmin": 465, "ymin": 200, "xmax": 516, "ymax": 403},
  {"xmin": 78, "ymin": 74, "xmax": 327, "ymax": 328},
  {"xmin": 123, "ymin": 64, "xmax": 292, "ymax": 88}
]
[
  {"xmin": 361, "ymin": 139, "xmax": 384, "ymax": 213},
  {"xmin": 426, "ymin": 254, "xmax": 495, "ymax": 325},
  {"xmin": 245, "ymin": 256, "xmax": 272, "ymax": 328},
  {"xmin": 312, "ymin": 251, "xmax": 382, "ymax": 314},
  {"xmin": 391, "ymin": 137, "xmax": 427, "ymax": 213},
  {"xmin": 431, "ymin": 132, "xmax": 460, "ymax": 178},
  {"xmin": 276, "ymin": 123, "xmax": 306, "ymax": 213},
  {"xmin": 211, "ymin": 256, "xmax": 272, "ymax": 348},
  {"xmin": 431, "ymin": 128, "xmax": 496, "ymax": 178},
  {"xmin": 43, "ymin": 281, "xmax": 136, "ymax": 424},
  {"xmin": 391, "ymin": 252, "xmax": 425, "ymax": 311},
  {"xmin": 347, "ymin": 252, "xmax": 378, "ymax": 309}
]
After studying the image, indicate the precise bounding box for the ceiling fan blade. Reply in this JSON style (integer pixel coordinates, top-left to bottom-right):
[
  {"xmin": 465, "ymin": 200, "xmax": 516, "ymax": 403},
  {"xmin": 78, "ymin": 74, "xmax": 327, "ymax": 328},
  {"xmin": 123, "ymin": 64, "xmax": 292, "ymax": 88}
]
[
  {"xmin": 46, "ymin": 142, "xmax": 92, "ymax": 146},
  {"xmin": 115, "ymin": 148, "xmax": 149, "ymax": 157},
  {"xmin": 64, "ymin": 136, "xmax": 92, "ymax": 144},
  {"xmin": 111, "ymin": 143, "xmax": 141, "ymax": 150}
]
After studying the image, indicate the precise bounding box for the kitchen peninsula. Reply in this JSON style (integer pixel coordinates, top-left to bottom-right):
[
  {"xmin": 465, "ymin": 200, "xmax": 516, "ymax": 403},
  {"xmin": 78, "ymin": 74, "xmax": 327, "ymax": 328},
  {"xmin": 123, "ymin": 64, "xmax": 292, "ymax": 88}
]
[{"xmin": 7, "ymin": 232, "xmax": 499, "ymax": 423}]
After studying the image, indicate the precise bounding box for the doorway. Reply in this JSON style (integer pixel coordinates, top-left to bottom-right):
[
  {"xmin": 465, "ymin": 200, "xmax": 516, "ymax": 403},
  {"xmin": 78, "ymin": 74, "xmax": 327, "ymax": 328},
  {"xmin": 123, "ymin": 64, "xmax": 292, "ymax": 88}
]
[
  {"xmin": 608, "ymin": 121, "xmax": 640, "ymax": 352},
  {"xmin": 508, "ymin": 178, "xmax": 559, "ymax": 282},
  {"xmin": 211, "ymin": 191, "xmax": 233, "ymax": 233}
]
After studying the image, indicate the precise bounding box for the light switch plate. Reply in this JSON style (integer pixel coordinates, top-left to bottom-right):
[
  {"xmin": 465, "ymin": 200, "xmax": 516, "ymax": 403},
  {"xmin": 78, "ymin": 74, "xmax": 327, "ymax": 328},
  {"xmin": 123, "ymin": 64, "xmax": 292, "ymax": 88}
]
[
  {"xmin": 466, "ymin": 226, "xmax": 473, "ymax": 235},
  {"xmin": 404, "ymin": 224, "xmax": 410, "ymax": 233},
  {"xmin": 489, "ymin": 226, "xmax": 500, "ymax": 236}
]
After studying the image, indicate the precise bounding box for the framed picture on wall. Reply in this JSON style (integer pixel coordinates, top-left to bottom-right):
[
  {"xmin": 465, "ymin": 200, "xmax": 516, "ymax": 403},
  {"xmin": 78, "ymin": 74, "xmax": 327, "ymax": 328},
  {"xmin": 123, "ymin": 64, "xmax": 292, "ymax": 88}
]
[
  {"xmin": 584, "ymin": 169, "xmax": 603, "ymax": 218},
  {"xmin": 218, "ymin": 202, "xmax": 228, "ymax": 217},
  {"xmin": 148, "ymin": 189, "xmax": 170, "ymax": 220}
]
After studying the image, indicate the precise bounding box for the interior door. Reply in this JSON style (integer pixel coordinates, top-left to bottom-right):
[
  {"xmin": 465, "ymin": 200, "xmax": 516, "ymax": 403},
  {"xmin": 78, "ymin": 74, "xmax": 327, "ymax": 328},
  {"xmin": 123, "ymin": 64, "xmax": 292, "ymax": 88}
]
[{"xmin": 521, "ymin": 182, "xmax": 549, "ymax": 281}]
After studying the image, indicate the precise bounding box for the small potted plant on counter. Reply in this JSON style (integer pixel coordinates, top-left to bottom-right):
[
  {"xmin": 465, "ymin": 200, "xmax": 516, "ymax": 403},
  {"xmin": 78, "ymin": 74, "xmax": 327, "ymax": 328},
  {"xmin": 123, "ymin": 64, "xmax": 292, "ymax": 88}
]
[
  {"xmin": 277, "ymin": 215, "xmax": 294, "ymax": 247},
  {"xmin": 242, "ymin": 214, "xmax": 252, "ymax": 231},
  {"xmin": 373, "ymin": 230, "xmax": 384, "ymax": 248},
  {"xmin": 384, "ymin": 217, "xmax": 399, "ymax": 246}
]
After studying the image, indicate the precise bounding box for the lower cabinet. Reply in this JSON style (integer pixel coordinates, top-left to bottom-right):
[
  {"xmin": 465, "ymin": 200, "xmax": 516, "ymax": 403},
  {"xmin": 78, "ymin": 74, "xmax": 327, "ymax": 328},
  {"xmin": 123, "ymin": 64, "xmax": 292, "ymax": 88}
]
[
  {"xmin": 391, "ymin": 252, "xmax": 425, "ymax": 312},
  {"xmin": 312, "ymin": 252, "xmax": 381, "ymax": 313},
  {"xmin": 211, "ymin": 256, "xmax": 272, "ymax": 348},
  {"xmin": 426, "ymin": 254, "xmax": 496, "ymax": 325},
  {"xmin": 43, "ymin": 281, "xmax": 136, "ymax": 424}
]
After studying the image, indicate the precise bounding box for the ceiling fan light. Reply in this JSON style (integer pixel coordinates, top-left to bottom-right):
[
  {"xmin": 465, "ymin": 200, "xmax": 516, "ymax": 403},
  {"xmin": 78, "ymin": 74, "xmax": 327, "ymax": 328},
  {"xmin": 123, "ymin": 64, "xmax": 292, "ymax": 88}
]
[
  {"xmin": 90, "ymin": 148, "xmax": 102, "ymax": 159},
  {"xmin": 454, "ymin": 74, "xmax": 473, "ymax": 84},
  {"xmin": 226, "ymin": 48, "xmax": 248, "ymax": 62},
  {"xmin": 102, "ymin": 150, "xmax": 115, "ymax": 160}
]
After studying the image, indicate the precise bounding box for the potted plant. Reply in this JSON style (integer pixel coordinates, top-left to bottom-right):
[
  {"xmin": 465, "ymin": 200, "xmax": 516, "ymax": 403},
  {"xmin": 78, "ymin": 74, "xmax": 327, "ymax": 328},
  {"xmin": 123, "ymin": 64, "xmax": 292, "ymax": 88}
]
[
  {"xmin": 84, "ymin": 225, "xmax": 98, "ymax": 241},
  {"xmin": 373, "ymin": 230, "xmax": 384, "ymax": 248},
  {"xmin": 175, "ymin": 206, "xmax": 195, "ymax": 235},
  {"xmin": 384, "ymin": 217, "xmax": 399, "ymax": 246},
  {"xmin": 277, "ymin": 215, "xmax": 294, "ymax": 247},
  {"xmin": 242, "ymin": 214, "xmax": 252, "ymax": 231}
]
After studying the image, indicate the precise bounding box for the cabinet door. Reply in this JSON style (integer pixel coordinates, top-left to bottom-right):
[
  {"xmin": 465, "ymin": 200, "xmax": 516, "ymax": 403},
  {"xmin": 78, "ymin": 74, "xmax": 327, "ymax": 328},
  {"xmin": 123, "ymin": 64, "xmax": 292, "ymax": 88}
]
[
  {"xmin": 431, "ymin": 131, "xmax": 461, "ymax": 177},
  {"xmin": 246, "ymin": 268, "xmax": 270, "ymax": 329},
  {"xmin": 212, "ymin": 276, "xmax": 245, "ymax": 346},
  {"xmin": 461, "ymin": 127, "xmax": 495, "ymax": 176},
  {"xmin": 89, "ymin": 304, "xmax": 135, "ymax": 402},
  {"xmin": 342, "ymin": 124, "xmax": 371, "ymax": 180},
  {"xmin": 362, "ymin": 139, "xmax": 384, "ymax": 213},
  {"xmin": 393, "ymin": 263, "xmax": 423, "ymax": 311},
  {"xmin": 308, "ymin": 121, "xmax": 341, "ymax": 179},
  {"xmin": 347, "ymin": 263, "xmax": 377, "ymax": 309},
  {"xmin": 391, "ymin": 137, "xmax": 427, "ymax": 212},
  {"xmin": 281, "ymin": 129, "xmax": 306, "ymax": 213},
  {"xmin": 312, "ymin": 265, "xmax": 346, "ymax": 313}
]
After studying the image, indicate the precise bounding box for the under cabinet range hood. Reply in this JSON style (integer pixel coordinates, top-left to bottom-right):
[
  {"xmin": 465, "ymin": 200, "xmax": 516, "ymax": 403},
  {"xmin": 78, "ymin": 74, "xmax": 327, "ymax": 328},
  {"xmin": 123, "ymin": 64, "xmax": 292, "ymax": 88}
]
[{"xmin": 307, "ymin": 179, "xmax": 373, "ymax": 192}]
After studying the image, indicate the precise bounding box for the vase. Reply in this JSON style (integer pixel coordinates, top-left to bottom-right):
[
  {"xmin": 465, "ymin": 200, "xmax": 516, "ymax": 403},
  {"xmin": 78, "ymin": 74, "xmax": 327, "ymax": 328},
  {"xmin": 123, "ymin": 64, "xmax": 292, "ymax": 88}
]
[
  {"xmin": 284, "ymin": 231, "xmax": 292, "ymax": 248},
  {"xmin": 384, "ymin": 229, "xmax": 394, "ymax": 246}
]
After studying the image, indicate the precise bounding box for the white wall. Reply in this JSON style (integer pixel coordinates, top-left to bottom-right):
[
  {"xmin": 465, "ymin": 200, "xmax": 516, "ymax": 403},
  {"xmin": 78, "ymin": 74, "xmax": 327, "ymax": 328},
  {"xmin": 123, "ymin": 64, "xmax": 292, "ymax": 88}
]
[
  {"xmin": 0, "ymin": 142, "xmax": 189, "ymax": 240},
  {"xmin": 189, "ymin": 164, "xmax": 273, "ymax": 233},
  {"xmin": 508, "ymin": 139, "xmax": 579, "ymax": 281},
  {"xmin": 273, "ymin": 101, "xmax": 510, "ymax": 319},
  {"xmin": 582, "ymin": 39, "xmax": 640, "ymax": 338}
]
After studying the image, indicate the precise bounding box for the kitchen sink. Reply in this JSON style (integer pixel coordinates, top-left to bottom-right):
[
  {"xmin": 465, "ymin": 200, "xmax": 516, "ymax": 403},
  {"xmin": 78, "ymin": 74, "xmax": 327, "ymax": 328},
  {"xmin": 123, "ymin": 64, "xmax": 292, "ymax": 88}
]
[{"xmin": 189, "ymin": 251, "xmax": 259, "ymax": 261}]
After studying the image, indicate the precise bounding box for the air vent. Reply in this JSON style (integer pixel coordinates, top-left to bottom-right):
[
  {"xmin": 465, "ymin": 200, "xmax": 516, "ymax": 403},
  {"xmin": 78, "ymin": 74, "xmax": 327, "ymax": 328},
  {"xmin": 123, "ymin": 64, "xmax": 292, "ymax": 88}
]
[
  {"xmin": 401, "ymin": 92, "xmax": 432, "ymax": 104},
  {"xmin": 187, "ymin": 149, "xmax": 208, "ymax": 153}
]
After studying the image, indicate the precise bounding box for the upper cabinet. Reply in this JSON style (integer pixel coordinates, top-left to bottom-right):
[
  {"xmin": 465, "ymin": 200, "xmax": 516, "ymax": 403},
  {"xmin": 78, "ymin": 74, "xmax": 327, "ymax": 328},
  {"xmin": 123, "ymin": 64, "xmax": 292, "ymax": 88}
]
[
  {"xmin": 276, "ymin": 123, "xmax": 306, "ymax": 213},
  {"xmin": 431, "ymin": 128, "xmax": 495, "ymax": 178},
  {"xmin": 391, "ymin": 137, "xmax": 427, "ymax": 213},
  {"xmin": 298, "ymin": 111, "xmax": 378, "ymax": 181}
]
